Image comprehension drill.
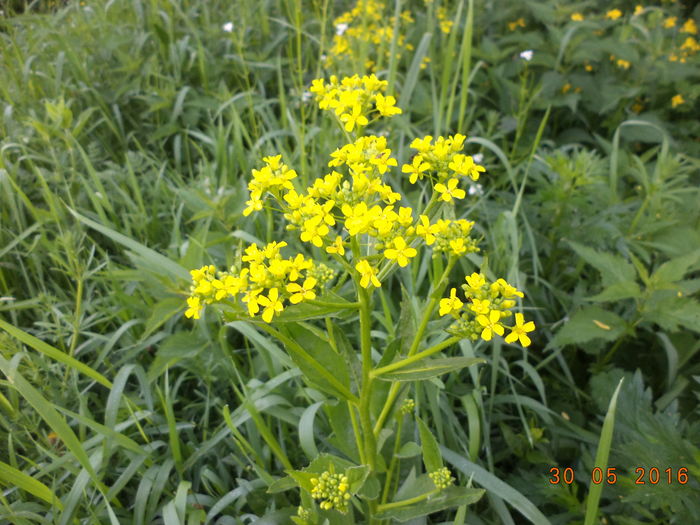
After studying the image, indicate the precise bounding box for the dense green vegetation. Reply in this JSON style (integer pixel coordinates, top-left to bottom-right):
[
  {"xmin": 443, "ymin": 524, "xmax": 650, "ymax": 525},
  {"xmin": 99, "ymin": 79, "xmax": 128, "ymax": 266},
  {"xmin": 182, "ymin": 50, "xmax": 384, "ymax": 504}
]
[{"xmin": 1, "ymin": 0, "xmax": 699, "ymax": 523}]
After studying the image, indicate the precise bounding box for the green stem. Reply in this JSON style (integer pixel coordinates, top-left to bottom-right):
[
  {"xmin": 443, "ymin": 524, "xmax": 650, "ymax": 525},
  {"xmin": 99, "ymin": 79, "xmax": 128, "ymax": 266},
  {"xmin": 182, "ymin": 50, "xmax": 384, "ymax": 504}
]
[
  {"xmin": 373, "ymin": 336, "xmax": 460, "ymax": 377},
  {"xmin": 348, "ymin": 402, "xmax": 365, "ymax": 464},
  {"xmin": 373, "ymin": 257, "xmax": 456, "ymax": 435},
  {"xmin": 358, "ymin": 285, "xmax": 377, "ymax": 470},
  {"xmin": 381, "ymin": 415, "xmax": 404, "ymax": 505},
  {"xmin": 377, "ymin": 488, "xmax": 441, "ymax": 512}
]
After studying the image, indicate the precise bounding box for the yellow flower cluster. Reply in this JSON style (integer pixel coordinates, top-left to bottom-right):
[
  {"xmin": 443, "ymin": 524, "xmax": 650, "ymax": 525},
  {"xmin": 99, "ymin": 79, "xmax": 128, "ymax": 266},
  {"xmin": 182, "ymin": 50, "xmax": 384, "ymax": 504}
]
[
  {"xmin": 436, "ymin": 6, "xmax": 453, "ymax": 34},
  {"xmin": 243, "ymin": 155, "xmax": 297, "ymax": 216},
  {"xmin": 508, "ymin": 18, "xmax": 526, "ymax": 31},
  {"xmin": 310, "ymin": 75, "xmax": 401, "ymax": 132},
  {"xmin": 184, "ymin": 241, "xmax": 333, "ymax": 323},
  {"xmin": 403, "ymin": 134, "xmax": 485, "ymax": 200},
  {"xmin": 310, "ymin": 471, "xmax": 352, "ymax": 513},
  {"xmin": 606, "ymin": 9, "xmax": 622, "ymax": 21},
  {"xmin": 439, "ymin": 272, "xmax": 535, "ymax": 346},
  {"xmin": 326, "ymin": 0, "xmax": 416, "ymax": 72},
  {"xmin": 429, "ymin": 467, "xmax": 455, "ymax": 490}
]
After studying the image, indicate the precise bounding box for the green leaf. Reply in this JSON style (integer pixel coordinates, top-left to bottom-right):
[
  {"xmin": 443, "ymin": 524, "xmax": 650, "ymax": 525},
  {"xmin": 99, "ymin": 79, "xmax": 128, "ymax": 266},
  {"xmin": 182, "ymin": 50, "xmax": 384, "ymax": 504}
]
[
  {"xmin": 375, "ymin": 486, "xmax": 484, "ymax": 522},
  {"xmin": 417, "ymin": 417, "xmax": 442, "ymax": 473},
  {"xmin": 280, "ymin": 323, "xmax": 352, "ymax": 400},
  {"xmin": 147, "ymin": 332, "xmax": 210, "ymax": 381},
  {"xmin": 357, "ymin": 474, "xmax": 381, "ymax": 500},
  {"xmin": 0, "ymin": 460, "xmax": 63, "ymax": 509},
  {"xmin": 69, "ymin": 208, "xmax": 190, "ymax": 281},
  {"xmin": 568, "ymin": 241, "xmax": 636, "ymax": 287},
  {"xmin": 587, "ymin": 281, "xmax": 641, "ymax": 302},
  {"xmin": 397, "ymin": 441, "xmax": 422, "ymax": 459},
  {"xmin": 550, "ymin": 307, "xmax": 626, "ymax": 348},
  {"xmin": 267, "ymin": 476, "xmax": 297, "ymax": 494},
  {"xmin": 441, "ymin": 447, "xmax": 552, "ymax": 525},
  {"xmin": 142, "ymin": 297, "xmax": 187, "ymax": 338},
  {"xmin": 584, "ymin": 378, "xmax": 624, "ymax": 525},
  {"xmin": 644, "ymin": 297, "xmax": 700, "ymax": 334},
  {"xmin": 346, "ymin": 465, "xmax": 370, "ymax": 493},
  {"xmin": 376, "ymin": 357, "xmax": 486, "ymax": 382},
  {"xmin": 0, "ymin": 319, "xmax": 112, "ymax": 389},
  {"xmin": 651, "ymin": 249, "xmax": 700, "ymax": 285},
  {"xmin": 275, "ymin": 294, "xmax": 356, "ymax": 322}
]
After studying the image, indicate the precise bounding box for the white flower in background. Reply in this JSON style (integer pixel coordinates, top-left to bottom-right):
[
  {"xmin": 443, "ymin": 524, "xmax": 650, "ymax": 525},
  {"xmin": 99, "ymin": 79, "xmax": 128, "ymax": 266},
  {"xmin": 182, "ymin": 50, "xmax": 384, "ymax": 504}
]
[
  {"xmin": 222, "ymin": 22, "xmax": 234, "ymax": 33},
  {"xmin": 472, "ymin": 153, "xmax": 483, "ymax": 164},
  {"xmin": 302, "ymin": 91, "xmax": 312, "ymax": 102},
  {"xmin": 519, "ymin": 49, "xmax": 534, "ymax": 61},
  {"xmin": 336, "ymin": 23, "xmax": 348, "ymax": 36},
  {"xmin": 468, "ymin": 184, "xmax": 484, "ymax": 196}
]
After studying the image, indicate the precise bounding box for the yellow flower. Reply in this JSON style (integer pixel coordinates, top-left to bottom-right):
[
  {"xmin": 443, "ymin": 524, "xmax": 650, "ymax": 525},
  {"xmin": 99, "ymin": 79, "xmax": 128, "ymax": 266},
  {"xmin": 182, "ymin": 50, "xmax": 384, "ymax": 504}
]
[
  {"xmin": 416, "ymin": 215, "xmax": 439, "ymax": 245},
  {"xmin": 505, "ymin": 313, "xmax": 536, "ymax": 347},
  {"xmin": 402, "ymin": 155, "xmax": 431, "ymax": 184},
  {"xmin": 300, "ymin": 215, "xmax": 329, "ymax": 247},
  {"xmin": 507, "ymin": 18, "xmax": 526, "ymax": 31},
  {"xmin": 439, "ymin": 288, "xmax": 463, "ymax": 317},
  {"xmin": 435, "ymin": 178, "xmax": 466, "ymax": 202},
  {"xmin": 257, "ymin": 288, "xmax": 284, "ymax": 322},
  {"xmin": 606, "ymin": 9, "xmax": 622, "ymax": 20},
  {"xmin": 448, "ymin": 154, "xmax": 485, "ymax": 181},
  {"xmin": 243, "ymin": 289, "xmax": 261, "ymax": 316},
  {"xmin": 384, "ymin": 236, "xmax": 418, "ymax": 267},
  {"xmin": 616, "ymin": 59, "xmax": 631, "ymax": 69},
  {"xmin": 449, "ymin": 238, "xmax": 468, "ymax": 256},
  {"xmin": 340, "ymin": 104, "xmax": 369, "ymax": 132},
  {"xmin": 465, "ymin": 272, "xmax": 486, "ymax": 292},
  {"xmin": 476, "ymin": 309, "xmax": 505, "ymax": 341},
  {"xmin": 184, "ymin": 296, "xmax": 202, "ymax": 319},
  {"xmin": 681, "ymin": 19, "xmax": 698, "ymax": 34},
  {"xmin": 571, "ymin": 13, "xmax": 584, "ymax": 22},
  {"xmin": 633, "ymin": 5, "xmax": 644, "ymax": 16},
  {"xmin": 286, "ymin": 277, "xmax": 317, "ymax": 304},
  {"xmin": 326, "ymin": 235, "xmax": 346, "ymax": 255},
  {"xmin": 212, "ymin": 275, "xmax": 243, "ymax": 300},
  {"xmin": 671, "ymin": 94, "xmax": 685, "ymax": 108},
  {"xmin": 356, "ymin": 259, "xmax": 381, "ymax": 288},
  {"xmin": 243, "ymin": 196, "xmax": 263, "ymax": 216},
  {"xmin": 664, "ymin": 16, "xmax": 677, "ymax": 28},
  {"xmin": 469, "ymin": 298, "xmax": 490, "ymax": 315},
  {"xmin": 375, "ymin": 93, "xmax": 402, "ymax": 117}
]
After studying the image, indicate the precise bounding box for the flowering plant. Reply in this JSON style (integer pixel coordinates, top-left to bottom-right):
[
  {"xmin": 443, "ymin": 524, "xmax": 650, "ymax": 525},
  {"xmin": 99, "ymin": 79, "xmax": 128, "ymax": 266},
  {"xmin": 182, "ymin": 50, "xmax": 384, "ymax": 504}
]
[{"xmin": 184, "ymin": 74, "xmax": 535, "ymax": 523}]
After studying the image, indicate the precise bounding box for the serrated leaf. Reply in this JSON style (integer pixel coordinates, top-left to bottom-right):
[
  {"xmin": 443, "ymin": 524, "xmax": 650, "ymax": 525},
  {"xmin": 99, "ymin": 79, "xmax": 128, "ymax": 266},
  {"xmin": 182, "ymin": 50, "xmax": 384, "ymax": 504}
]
[
  {"xmin": 587, "ymin": 281, "xmax": 641, "ymax": 302},
  {"xmin": 550, "ymin": 307, "xmax": 626, "ymax": 348},
  {"xmin": 569, "ymin": 241, "xmax": 636, "ymax": 287},
  {"xmin": 644, "ymin": 297, "xmax": 700, "ymax": 334},
  {"xmin": 651, "ymin": 249, "xmax": 700, "ymax": 285},
  {"xmin": 417, "ymin": 417, "xmax": 442, "ymax": 473},
  {"xmin": 376, "ymin": 357, "xmax": 486, "ymax": 382},
  {"xmin": 375, "ymin": 487, "xmax": 485, "ymax": 522}
]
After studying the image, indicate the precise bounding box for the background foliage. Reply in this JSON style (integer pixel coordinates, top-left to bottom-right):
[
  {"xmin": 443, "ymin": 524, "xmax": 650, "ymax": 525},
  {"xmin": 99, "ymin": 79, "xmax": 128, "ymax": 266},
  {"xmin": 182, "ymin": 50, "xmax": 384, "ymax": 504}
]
[{"xmin": 1, "ymin": 0, "xmax": 699, "ymax": 523}]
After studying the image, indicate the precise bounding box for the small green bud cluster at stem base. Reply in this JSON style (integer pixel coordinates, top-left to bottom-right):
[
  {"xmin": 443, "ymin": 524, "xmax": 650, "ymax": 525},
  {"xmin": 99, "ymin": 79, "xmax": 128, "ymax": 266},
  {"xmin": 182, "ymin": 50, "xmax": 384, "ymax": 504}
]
[
  {"xmin": 429, "ymin": 467, "xmax": 455, "ymax": 490},
  {"xmin": 310, "ymin": 471, "xmax": 352, "ymax": 513}
]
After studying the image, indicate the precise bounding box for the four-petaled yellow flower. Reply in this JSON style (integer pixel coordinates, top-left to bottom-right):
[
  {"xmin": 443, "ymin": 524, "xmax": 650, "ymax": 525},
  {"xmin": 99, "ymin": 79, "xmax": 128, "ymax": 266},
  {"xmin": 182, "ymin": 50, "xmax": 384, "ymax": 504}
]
[
  {"xmin": 243, "ymin": 197, "xmax": 263, "ymax": 216},
  {"xmin": 476, "ymin": 309, "xmax": 505, "ymax": 341},
  {"xmin": 671, "ymin": 94, "xmax": 685, "ymax": 108},
  {"xmin": 384, "ymin": 236, "xmax": 418, "ymax": 267},
  {"xmin": 416, "ymin": 215, "xmax": 439, "ymax": 245},
  {"xmin": 287, "ymin": 278, "xmax": 318, "ymax": 304},
  {"xmin": 326, "ymin": 235, "xmax": 346, "ymax": 255},
  {"xmin": 301, "ymin": 215, "xmax": 330, "ymax": 247},
  {"xmin": 505, "ymin": 313, "xmax": 536, "ymax": 347},
  {"xmin": 375, "ymin": 93, "xmax": 402, "ymax": 117},
  {"xmin": 257, "ymin": 288, "xmax": 284, "ymax": 322},
  {"xmin": 402, "ymin": 155, "xmax": 431, "ymax": 184},
  {"xmin": 469, "ymin": 298, "xmax": 490, "ymax": 315},
  {"xmin": 571, "ymin": 13, "xmax": 584, "ymax": 22},
  {"xmin": 435, "ymin": 178, "xmax": 466, "ymax": 202},
  {"xmin": 465, "ymin": 272, "xmax": 486, "ymax": 291},
  {"xmin": 606, "ymin": 9, "xmax": 622, "ymax": 20},
  {"xmin": 185, "ymin": 296, "xmax": 202, "ymax": 319},
  {"xmin": 212, "ymin": 275, "xmax": 242, "ymax": 300},
  {"xmin": 356, "ymin": 259, "xmax": 381, "ymax": 288},
  {"xmin": 664, "ymin": 16, "xmax": 677, "ymax": 29},
  {"xmin": 439, "ymin": 288, "xmax": 463, "ymax": 316},
  {"xmin": 340, "ymin": 104, "xmax": 369, "ymax": 132}
]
